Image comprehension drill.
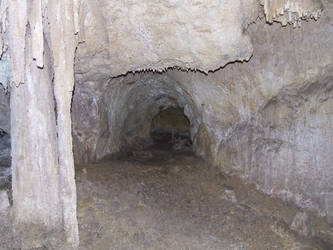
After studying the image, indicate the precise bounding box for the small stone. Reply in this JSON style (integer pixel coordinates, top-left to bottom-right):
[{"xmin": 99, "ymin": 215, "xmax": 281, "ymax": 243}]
[
  {"xmin": 0, "ymin": 190, "xmax": 9, "ymax": 210},
  {"xmin": 290, "ymin": 211, "xmax": 313, "ymax": 237},
  {"xmin": 224, "ymin": 188, "xmax": 237, "ymax": 203}
]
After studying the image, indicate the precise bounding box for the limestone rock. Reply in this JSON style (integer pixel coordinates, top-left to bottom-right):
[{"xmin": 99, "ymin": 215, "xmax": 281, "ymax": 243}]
[
  {"xmin": 71, "ymin": 11, "xmax": 333, "ymax": 223},
  {"xmin": 75, "ymin": 0, "xmax": 258, "ymax": 79},
  {"xmin": 2, "ymin": 0, "xmax": 333, "ymax": 248}
]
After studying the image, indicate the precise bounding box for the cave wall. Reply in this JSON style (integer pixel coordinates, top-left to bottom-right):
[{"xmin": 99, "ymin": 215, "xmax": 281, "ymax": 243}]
[
  {"xmin": 0, "ymin": 87, "xmax": 9, "ymax": 134},
  {"xmin": 71, "ymin": 2, "xmax": 333, "ymax": 223},
  {"xmin": 74, "ymin": 0, "xmax": 258, "ymax": 77},
  {"xmin": 216, "ymin": 14, "xmax": 333, "ymax": 222},
  {"xmin": 72, "ymin": 73, "xmax": 200, "ymax": 163},
  {"xmin": 168, "ymin": 13, "xmax": 333, "ymax": 221},
  {"xmin": 0, "ymin": 0, "xmax": 332, "ymax": 248}
]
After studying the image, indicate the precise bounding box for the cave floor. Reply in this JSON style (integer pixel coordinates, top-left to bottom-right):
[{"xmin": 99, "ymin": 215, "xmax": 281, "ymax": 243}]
[{"xmin": 76, "ymin": 144, "xmax": 331, "ymax": 250}]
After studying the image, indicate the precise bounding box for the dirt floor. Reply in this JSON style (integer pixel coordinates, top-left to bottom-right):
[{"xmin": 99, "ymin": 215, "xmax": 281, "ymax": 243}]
[
  {"xmin": 76, "ymin": 143, "xmax": 333, "ymax": 250},
  {"xmin": 1, "ymin": 142, "xmax": 333, "ymax": 249}
]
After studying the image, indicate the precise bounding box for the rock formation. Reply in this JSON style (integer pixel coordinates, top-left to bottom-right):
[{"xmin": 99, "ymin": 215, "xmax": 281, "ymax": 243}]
[{"xmin": 0, "ymin": 0, "xmax": 331, "ymax": 248}]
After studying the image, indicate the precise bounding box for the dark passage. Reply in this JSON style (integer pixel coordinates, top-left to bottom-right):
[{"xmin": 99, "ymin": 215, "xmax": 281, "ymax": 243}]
[{"xmin": 150, "ymin": 107, "xmax": 192, "ymax": 150}]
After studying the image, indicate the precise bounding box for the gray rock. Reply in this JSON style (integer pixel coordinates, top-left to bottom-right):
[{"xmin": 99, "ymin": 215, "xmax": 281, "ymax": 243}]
[
  {"xmin": 224, "ymin": 186, "xmax": 237, "ymax": 203},
  {"xmin": 0, "ymin": 133, "xmax": 11, "ymax": 166},
  {"xmin": 290, "ymin": 212, "xmax": 313, "ymax": 237},
  {"xmin": 0, "ymin": 166, "xmax": 11, "ymax": 187},
  {"xmin": 0, "ymin": 190, "xmax": 9, "ymax": 210}
]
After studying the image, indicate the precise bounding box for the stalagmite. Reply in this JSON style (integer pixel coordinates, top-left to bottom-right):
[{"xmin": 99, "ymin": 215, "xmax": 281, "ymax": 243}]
[
  {"xmin": 8, "ymin": 0, "xmax": 79, "ymax": 248},
  {"xmin": 9, "ymin": 19, "xmax": 61, "ymax": 249},
  {"xmin": 49, "ymin": 0, "xmax": 79, "ymax": 247},
  {"xmin": 1, "ymin": 0, "xmax": 332, "ymax": 248}
]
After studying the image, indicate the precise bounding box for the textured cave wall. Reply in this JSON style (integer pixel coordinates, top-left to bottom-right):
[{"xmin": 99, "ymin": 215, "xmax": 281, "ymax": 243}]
[
  {"xmin": 0, "ymin": 0, "xmax": 332, "ymax": 248},
  {"xmin": 71, "ymin": 0, "xmax": 264, "ymax": 164},
  {"xmin": 169, "ymin": 12, "xmax": 333, "ymax": 221},
  {"xmin": 71, "ymin": 1, "xmax": 333, "ymax": 223},
  {"xmin": 72, "ymin": 73, "xmax": 200, "ymax": 163},
  {"xmin": 74, "ymin": 0, "xmax": 259, "ymax": 78},
  {"xmin": 0, "ymin": 86, "xmax": 9, "ymax": 134},
  {"xmin": 0, "ymin": 3, "xmax": 11, "ymax": 136},
  {"xmin": 215, "ymin": 13, "xmax": 333, "ymax": 222}
]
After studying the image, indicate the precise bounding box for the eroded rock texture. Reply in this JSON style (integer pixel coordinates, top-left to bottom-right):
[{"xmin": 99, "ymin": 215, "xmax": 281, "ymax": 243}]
[
  {"xmin": 211, "ymin": 16, "xmax": 333, "ymax": 222},
  {"xmin": 72, "ymin": 2, "xmax": 333, "ymax": 224},
  {"xmin": 0, "ymin": 0, "xmax": 332, "ymax": 248},
  {"xmin": 72, "ymin": 73, "xmax": 200, "ymax": 163},
  {"xmin": 75, "ymin": 0, "xmax": 258, "ymax": 77},
  {"xmin": 5, "ymin": 0, "xmax": 79, "ymax": 248},
  {"xmin": 0, "ymin": 87, "xmax": 9, "ymax": 134}
]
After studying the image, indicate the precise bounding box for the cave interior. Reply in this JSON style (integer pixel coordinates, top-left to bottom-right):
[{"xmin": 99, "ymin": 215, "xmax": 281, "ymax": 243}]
[{"xmin": 0, "ymin": 0, "xmax": 333, "ymax": 249}]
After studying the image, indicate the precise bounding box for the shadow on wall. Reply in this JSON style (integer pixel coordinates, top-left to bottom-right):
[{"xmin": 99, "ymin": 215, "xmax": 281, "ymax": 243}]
[{"xmin": 0, "ymin": 130, "xmax": 11, "ymax": 204}]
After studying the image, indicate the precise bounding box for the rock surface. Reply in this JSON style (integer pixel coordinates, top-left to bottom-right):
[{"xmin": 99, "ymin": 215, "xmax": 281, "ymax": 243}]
[
  {"xmin": 291, "ymin": 211, "xmax": 313, "ymax": 237},
  {"xmin": 0, "ymin": 87, "xmax": 9, "ymax": 134},
  {"xmin": 72, "ymin": 6, "xmax": 333, "ymax": 223},
  {"xmin": 72, "ymin": 73, "xmax": 201, "ymax": 163},
  {"xmin": 0, "ymin": 190, "xmax": 9, "ymax": 210},
  {"xmin": 75, "ymin": 0, "xmax": 258, "ymax": 78},
  {"xmin": 0, "ymin": 0, "xmax": 332, "ymax": 248}
]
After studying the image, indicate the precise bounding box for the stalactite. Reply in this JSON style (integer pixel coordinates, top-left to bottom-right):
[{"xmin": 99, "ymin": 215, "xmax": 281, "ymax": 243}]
[{"xmin": 263, "ymin": 0, "xmax": 323, "ymax": 26}]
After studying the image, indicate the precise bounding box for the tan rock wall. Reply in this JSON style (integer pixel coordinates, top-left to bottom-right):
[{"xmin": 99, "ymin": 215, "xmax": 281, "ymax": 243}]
[
  {"xmin": 72, "ymin": 10, "xmax": 333, "ymax": 221},
  {"xmin": 194, "ymin": 17, "xmax": 333, "ymax": 220}
]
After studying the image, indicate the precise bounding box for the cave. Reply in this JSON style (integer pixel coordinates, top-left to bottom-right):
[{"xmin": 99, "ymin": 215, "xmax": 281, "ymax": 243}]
[
  {"xmin": 150, "ymin": 107, "xmax": 191, "ymax": 145},
  {"xmin": 0, "ymin": 0, "xmax": 333, "ymax": 249}
]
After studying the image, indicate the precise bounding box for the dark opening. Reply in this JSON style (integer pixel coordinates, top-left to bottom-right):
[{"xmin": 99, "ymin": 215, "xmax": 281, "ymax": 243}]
[{"xmin": 150, "ymin": 107, "xmax": 192, "ymax": 150}]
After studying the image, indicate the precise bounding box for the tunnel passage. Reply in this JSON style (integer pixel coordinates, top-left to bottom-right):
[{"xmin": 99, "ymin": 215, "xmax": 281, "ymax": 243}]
[
  {"xmin": 71, "ymin": 71, "xmax": 333, "ymax": 249},
  {"xmin": 72, "ymin": 72, "xmax": 201, "ymax": 163},
  {"xmin": 150, "ymin": 107, "xmax": 192, "ymax": 147}
]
